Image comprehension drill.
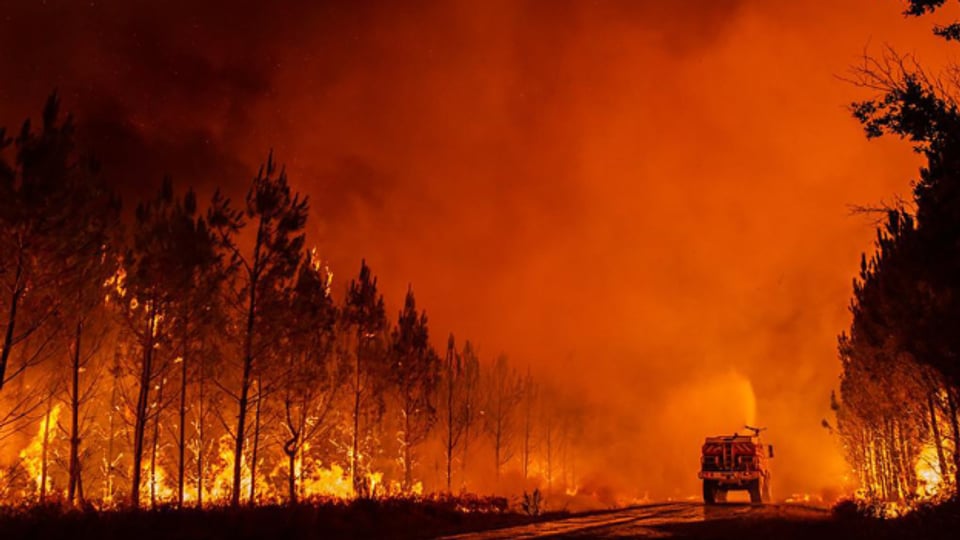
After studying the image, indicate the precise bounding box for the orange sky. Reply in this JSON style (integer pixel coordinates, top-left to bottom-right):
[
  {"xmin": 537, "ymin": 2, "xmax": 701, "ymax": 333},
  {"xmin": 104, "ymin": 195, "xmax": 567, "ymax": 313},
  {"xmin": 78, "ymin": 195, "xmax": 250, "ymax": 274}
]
[{"xmin": 2, "ymin": 0, "xmax": 957, "ymax": 499}]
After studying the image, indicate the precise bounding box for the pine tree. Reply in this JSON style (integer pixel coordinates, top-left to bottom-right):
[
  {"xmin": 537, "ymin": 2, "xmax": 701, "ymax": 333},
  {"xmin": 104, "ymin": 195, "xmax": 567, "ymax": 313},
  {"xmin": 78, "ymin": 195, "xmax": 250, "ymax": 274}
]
[
  {"xmin": 389, "ymin": 286, "xmax": 440, "ymax": 493},
  {"xmin": 343, "ymin": 260, "xmax": 387, "ymax": 496},
  {"xmin": 208, "ymin": 152, "xmax": 308, "ymax": 506}
]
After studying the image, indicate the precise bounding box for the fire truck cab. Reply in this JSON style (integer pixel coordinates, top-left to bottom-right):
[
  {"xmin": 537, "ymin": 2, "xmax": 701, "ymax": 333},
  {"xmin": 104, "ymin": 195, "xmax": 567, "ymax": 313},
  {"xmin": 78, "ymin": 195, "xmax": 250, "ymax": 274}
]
[{"xmin": 698, "ymin": 426, "xmax": 773, "ymax": 504}]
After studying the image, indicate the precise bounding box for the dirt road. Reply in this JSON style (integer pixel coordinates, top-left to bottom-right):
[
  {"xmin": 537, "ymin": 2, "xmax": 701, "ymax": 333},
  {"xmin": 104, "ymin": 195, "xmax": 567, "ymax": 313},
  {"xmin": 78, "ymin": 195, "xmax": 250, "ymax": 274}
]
[{"xmin": 440, "ymin": 502, "xmax": 831, "ymax": 539}]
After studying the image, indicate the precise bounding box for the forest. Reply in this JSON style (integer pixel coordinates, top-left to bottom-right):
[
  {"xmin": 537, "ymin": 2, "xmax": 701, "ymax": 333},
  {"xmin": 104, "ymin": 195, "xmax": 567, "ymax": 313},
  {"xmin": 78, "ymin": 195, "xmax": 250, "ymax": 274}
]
[
  {"xmin": 0, "ymin": 95, "xmax": 587, "ymax": 511},
  {"xmin": 831, "ymin": 0, "xmax": 960, "ymax": 514}
]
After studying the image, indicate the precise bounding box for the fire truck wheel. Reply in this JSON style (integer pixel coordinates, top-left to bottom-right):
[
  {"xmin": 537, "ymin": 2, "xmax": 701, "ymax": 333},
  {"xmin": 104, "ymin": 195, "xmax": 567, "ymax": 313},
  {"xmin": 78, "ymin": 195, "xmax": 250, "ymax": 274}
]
[
  {"xmin": 702, "ymin": 480, "xmax": 718, "ymax": 505},
  {"xmin": 748, "ymin": 480, "xmax": 763, "ymax": 504}
]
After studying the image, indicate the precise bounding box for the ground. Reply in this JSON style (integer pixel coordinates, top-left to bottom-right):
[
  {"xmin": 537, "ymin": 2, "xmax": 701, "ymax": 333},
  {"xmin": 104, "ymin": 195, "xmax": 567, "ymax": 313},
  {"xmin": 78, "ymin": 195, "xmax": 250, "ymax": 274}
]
[
  {"xmin": 0, "ymin": 500, "xmax": 957, "ymax": 539},
  {"xmin": 442, "ymin": 502, "xmax": 957, "ymax": 540}
]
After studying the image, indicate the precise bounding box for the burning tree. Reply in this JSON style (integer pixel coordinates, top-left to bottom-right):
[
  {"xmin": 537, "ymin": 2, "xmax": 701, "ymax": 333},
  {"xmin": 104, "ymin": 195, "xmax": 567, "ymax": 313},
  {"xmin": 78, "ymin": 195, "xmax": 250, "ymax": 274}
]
[
  {"xmin": 0, "ymin": 93, "xmax": 82, "ymax": 422},
  {"xmin": 343, "ymin": 260, "xmax": 388, "ymax": 497},
  {"xmin": 0, "ymin": 96, "xmax": 594, "ymax": 509},
  {"xmin": 208, "ymin": 153, "xmax": 308, "ymax": 506},
  {"xmin": 388, "ymin": 287, "xmax": 440, "ymax": 493},
  {"xmin": 56, "ymin": 165, "xmax": 121, "ymax": 506},
  {"xmin": 439, "ymin": 334, "xmax": 476, "ymax": 493},
  {"xmin": 483, "ymin": 354, "xmax": 523, "ymax": 483},
  {"xmin": 119, "ymin": 181, "xmax": 177, "ymax": 508},
  {"xmin": 279, "ymin": 249, "xmax": 343, "ymax": 503},
  {"xmin": 833, "ymin": 0, "xmax": 960, "ymax": 505},
  {"xmin": 458, "ymin": 340, "xmax": 481, "ymax": 491}
]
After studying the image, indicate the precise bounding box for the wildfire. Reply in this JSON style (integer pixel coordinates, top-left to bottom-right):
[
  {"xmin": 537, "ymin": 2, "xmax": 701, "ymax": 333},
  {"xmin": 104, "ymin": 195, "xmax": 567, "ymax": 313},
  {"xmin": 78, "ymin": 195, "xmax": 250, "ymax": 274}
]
[
  {"xmin": 915, "ymin": 444, "xmax": 943, "ymax": 498},
  {"xmin": 19, "ymin": 403, "xmax": 62, "ymax": 498},
  {"xmin": 142, "ymin": 465, "xmax": 176, "ymax": 504}
]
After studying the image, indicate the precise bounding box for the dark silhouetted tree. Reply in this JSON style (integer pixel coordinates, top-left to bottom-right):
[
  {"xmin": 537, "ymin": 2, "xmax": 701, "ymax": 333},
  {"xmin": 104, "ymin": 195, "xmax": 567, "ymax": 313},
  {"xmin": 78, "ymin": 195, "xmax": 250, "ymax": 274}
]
[
  {"xmin": 389, "ymin": 286, "xmax": 440, "ymax": 493},
  {"xmin": 458, "ymin": 340, "xmax": 481, "ymax": 490},
  {"xmin": 0, "ymin": 94, "xmax": 77, "ymax": 403},
  {"xmin": 280, "ymin": 250, "xmax": 342, "ymax": 503},
  {"xmin": 208, "ymin": 153, "xmax": 308, "ymax": 506},
  {"xmin": 343, "ymin": 260, "xmax": 387, "ymax": 496},
  {"xmin": 483, "ymin": 354, "xmax": 523, "ymax": 483}
]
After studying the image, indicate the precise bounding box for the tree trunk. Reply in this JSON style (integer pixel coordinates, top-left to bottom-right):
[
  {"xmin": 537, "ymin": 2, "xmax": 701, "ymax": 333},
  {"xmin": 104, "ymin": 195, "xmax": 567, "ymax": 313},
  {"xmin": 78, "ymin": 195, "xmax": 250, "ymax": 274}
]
[
  {"xmin": 177, "ymin": 319, "xmax": 188, "ymax": 508},
  {"xmin": 0, "ymin": 256, "xmax": 24, "ymax": 391},
  {"xmin": 402, "ymin": 404, "xmax": 412, "ymax": 492},
  {"xmin": 948, "ymin": 389, "xmax": 960, "ymax": 487},
  {"xmin": 232, "ymin": 287, "xmax": 255, "ymax": 507},
  {"xmin": 196, "ymin": 358, "xmax": 205, "ymax": 508},
  {"xmin": 39, "ymin": 393, "xmax": 53, "ymax": 503},
  {"xmin": 461, "ymin": 405, "xmax": 471, "ymax": 492},
  {"xmin": 352, "ymin": 331, "xmax": 362, "ymax": 495},
  {"xmin": 233, "ymin": 217, "xmax": 264, "ymax": 507},
  {"xmin": 105, "ymin": 351, "xmax": 119, "ymax": 504},
  {"xmin": 131, "ymin": 307, "xmax": 157, "ymax": 508},
  {"xmin": 445, "ymin": 373, "xmax": 454, "ymax": 493},
  {"xmin": 928, "ymin": 392, "xmax": 947, "ymax": 480},
  {"xmin": 285, "ymin": 436, "xmax": 298, "ymax": 504},
  {"xmin": 68, "ymin": 318, "xmax": 83, "ymax": 504},
  {"xmin": 249, "ymin": 375, "xmax": 263, "ymax": 505},
  {"xmin": 150, "ymin": 371, "xmax": 166, "ymax": 508}
]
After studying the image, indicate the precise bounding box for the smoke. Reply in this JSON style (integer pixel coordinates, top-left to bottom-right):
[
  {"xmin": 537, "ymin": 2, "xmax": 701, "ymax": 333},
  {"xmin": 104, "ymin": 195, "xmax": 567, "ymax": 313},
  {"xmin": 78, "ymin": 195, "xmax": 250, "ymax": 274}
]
[{"xmin": 2, "ymin": 0, "xmax": 958, "ymax": 501}]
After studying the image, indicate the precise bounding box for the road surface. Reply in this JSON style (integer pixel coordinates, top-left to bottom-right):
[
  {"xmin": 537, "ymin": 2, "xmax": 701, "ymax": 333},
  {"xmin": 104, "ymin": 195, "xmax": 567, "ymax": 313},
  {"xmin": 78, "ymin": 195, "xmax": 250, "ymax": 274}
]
[{"xmin": 440, "ymin": 502, "xmax": 830, "ymax": 539}]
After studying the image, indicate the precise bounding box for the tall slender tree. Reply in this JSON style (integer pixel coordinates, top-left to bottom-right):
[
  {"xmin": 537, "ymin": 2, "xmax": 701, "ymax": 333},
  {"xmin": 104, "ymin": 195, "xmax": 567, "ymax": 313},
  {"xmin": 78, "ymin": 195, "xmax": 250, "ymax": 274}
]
[
  {"xmin": 208, "ymin": 153, "xmax": 307, "ymax": 506},
  {"xmin": 58, "ymin": 169, "xmax": 121, "ymax": 506},
  {"xmin": 389, "ymin": 287, "xmax": 440, "ymax": 493},
  {"xmin": 483, "ymin": 354, "xmax": 523, "ymax": 482},
  {"xmin": 459, "ymin": 340, "xmax": 480, "ymax": 491},
  {"xmin": 343, "ymin": 260, "xmax": 387, "ymax": 496},
  {"xmin": 280, "ymin": 250, "xmax": 342, "ymax": 503},
  {"xmin": 441, "ymin": 333, "xmax": 467, "ymax": 493},
  {"xmin": 120, "ymin": 179, "xmax": 211, "ymax": 507},
  {"xmin": 0, "ymin": 94, "xmax": 78, "ymax": 400}
]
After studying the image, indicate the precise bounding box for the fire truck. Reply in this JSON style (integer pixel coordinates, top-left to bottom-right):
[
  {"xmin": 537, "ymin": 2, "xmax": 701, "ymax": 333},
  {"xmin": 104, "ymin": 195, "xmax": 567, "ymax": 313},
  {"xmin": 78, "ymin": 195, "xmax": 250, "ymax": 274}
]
[{"xmin": 698, "ymin": 426, "xmax": 773, "ymax": 504}]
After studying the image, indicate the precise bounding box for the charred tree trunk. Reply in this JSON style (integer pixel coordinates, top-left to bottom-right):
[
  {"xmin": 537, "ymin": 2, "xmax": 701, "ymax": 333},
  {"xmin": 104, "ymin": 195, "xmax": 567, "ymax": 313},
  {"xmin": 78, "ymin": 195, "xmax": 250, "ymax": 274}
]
[
  {"xmin": 284, "ymin": 426, "xmax": 298, "ymax": 504},
  {"xmin": 232, "ymin": 286, "xmax": 256, "ymax": 507},
  {"xmin": 402, "ymin": 404, "xmax": 412, "ymax": 493},
  {"xmin": 131, "ymin": 307, "xmax": 158, "ymax": 508},
  {"xmin": 284, "ymin": 392, "xmax": 304, "ymax": 504},
  {"xmin": 249, "ymin": 375, "xmax": 263, "ymax": 505},
  {"xmin": 39, "ymin": 393, "xmax": 53, "ymax": 503},
  {"xmin": 948, "ymin": 389, "xmax": 960, "ymax": 487},
  {"xmin": 150, "ymin": 371, "xmax": 166, "ymax": 508},
  {"xmin": 896, "ymin": 420, "xmax": 916, "ymax": 496},
  {"xmin": 105, "ymin": 352, "xmax": 120, "ymax": 504},
  {"xmin": 68, "ymin": 317, "xmax": 83, "ymax": 504},
  {"xmin": 177, "ymin": 318, "xmax": 188, "ymax": 508},
  {"xmin": 351, "ymin": 331, "xmax": 362, "ymax": 495},
  {"xmin": 928, "ymin": 392, "xmax": 947, "ymax": 480},
  {"xmin": 461, "ymin": 426, "xmax": 470, "ymax": 491},
  {"xmin": 445, "ymin": 369, "xmax": 454, "ymax": 493},
  {"xmin": 196, "ymin": 357, "xmax": 205, "ymax": 508},
  {"xmin": 233, "ymin": 217, "xmax": 265, "ymax": 507},
  {"xmin": 287, "ymin": 449, "xmax": 297, "ymax": 504},
  {"xmin": 0, "ymin": 255, "xmax": 24, "ymax": 392}
]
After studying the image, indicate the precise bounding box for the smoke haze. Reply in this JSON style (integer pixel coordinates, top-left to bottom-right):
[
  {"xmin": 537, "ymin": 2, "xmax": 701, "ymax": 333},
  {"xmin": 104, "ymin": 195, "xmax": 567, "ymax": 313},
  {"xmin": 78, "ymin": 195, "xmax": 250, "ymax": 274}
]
[{"xmin": 2, "ymin": 0, "xmax": 955, "ymax": 499}]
